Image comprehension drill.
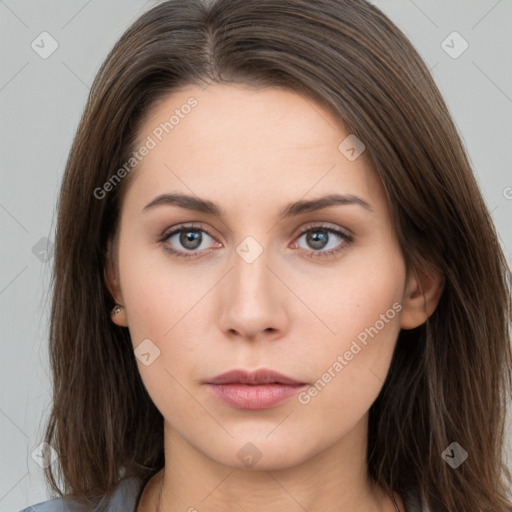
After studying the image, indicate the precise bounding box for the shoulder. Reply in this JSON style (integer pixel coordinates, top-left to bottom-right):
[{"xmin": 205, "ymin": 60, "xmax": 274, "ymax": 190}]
[{"xmin": 18, "ymin": 476, "xmax": 145, "ymax": 512}]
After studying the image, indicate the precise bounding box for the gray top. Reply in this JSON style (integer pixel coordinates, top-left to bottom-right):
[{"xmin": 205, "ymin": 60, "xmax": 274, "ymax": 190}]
[{"xmin": 19, "ymin": 477, "xmax": 430, "ymax": 511}]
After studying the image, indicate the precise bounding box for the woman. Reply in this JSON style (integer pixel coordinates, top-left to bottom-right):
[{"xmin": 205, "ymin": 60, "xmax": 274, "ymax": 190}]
[{"xmin": 20, "ymin": 0, "xmax": 512, "ymax": 511}]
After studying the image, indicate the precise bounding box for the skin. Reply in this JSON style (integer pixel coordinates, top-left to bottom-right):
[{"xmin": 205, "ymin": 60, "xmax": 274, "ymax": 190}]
[{"xmin": 106, "ymin": 83, "xmax": 443, "ymax": 512}]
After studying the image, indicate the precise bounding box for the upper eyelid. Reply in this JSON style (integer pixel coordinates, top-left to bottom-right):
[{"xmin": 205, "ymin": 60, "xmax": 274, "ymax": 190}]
[
  {"xmin": 162, "ymin": 222, "xmax": 350, "ymax": 238},
  {"xmin": 295, "ymin": 222, "xmax": 352, "ymax": 237}
]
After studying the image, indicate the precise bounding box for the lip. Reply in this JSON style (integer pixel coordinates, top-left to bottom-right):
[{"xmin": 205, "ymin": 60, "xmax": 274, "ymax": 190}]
[
  {"xmin": 205, "ymin": 368, "xmax": 307, "ymax": 410},
  {"xmin": 206, "ymin": 368, "xmax": 304, "ymax": 385}
]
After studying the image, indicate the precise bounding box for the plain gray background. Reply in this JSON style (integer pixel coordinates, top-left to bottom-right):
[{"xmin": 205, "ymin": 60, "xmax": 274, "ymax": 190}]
[{"xmin": 1, "ymin": 0, "xmax": 511, "ymax": 509}]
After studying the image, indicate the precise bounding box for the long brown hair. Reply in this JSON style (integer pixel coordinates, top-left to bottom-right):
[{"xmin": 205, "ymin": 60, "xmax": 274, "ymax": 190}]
[{"xmin": 43, "ymin": 0, "xmax": 512, "ymax": 510}]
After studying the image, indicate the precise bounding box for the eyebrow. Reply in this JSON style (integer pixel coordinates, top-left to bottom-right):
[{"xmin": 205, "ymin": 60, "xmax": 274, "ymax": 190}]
[{"xmin": 142, "ymin": 192, "xmax": 373, "ymax": 217}]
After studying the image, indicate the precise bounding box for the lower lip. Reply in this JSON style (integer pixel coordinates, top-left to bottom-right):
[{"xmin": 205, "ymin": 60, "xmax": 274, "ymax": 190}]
[{"xmin": 206, "ymin": 383, "xmax": 306, "ymax": 410}]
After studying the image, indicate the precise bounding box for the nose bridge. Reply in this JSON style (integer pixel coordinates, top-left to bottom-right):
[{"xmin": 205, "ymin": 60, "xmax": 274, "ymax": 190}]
[
  {"xmin": 231, "ymin": 235, "xmax": 274, "ymax": 306},
  {"xmin": 217, "ymin": 233, "xmax": 287, "ymax": 338}
]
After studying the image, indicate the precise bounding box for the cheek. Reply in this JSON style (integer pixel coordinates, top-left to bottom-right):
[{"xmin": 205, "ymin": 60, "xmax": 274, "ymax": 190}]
[
  {"xmin": 303, "ymin": 244, "xmax": 404, "ymax": 342},
  {"xmin": 117, "ymin": 245, "xmax": 203, "ymax": 416},
  {"xmin": 117, "ymin": 237, "xmax": 200, "ymax": 342},
  {"xmin": 294, "ymin": 244, "xmax": 405, "ymax": 397},
  {"xmin": 117, "ymin": 239, "xmax": 213, "ymax": 400}
]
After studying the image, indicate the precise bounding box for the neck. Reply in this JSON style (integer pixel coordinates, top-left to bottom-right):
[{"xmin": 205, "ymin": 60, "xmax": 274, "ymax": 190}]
[{"xmin": 139, "ymin": 416, "xmax": 403, "ymax": 512}]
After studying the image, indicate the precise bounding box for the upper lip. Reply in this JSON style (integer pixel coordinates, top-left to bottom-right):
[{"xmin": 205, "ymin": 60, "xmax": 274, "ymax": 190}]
[{"xmin": 206, "ymin": 368, "xmax": 305, "ymax": 385}]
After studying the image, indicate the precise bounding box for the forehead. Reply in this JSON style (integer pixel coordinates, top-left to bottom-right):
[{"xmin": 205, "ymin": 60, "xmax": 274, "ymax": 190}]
[
  {"xmin": 123, "ymin": 83, "xmax": 384, "ymax": 215},
  {"xmin": 137, "ymin": 83, "xmax": 346, "ymax": 157}
]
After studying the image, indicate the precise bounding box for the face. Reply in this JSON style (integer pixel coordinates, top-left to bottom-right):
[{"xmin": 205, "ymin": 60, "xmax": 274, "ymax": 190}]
[{"xmin": 107, "ymin": 83, "xmax": 418, "ymax": 470}]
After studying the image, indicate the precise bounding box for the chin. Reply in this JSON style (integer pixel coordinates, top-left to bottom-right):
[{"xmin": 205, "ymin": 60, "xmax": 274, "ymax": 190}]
[{"xmin": 201, "ymin": 435, "xmax": 318, "ymax": 472}]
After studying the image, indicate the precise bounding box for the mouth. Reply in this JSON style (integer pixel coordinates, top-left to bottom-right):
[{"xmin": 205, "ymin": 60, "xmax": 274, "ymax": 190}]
[{"xmin": 204, "ymin": 368, "xmax": 308, "ymax": 410}]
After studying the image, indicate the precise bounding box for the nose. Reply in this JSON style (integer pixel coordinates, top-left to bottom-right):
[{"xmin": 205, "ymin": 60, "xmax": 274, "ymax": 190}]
[{"xmin": 217, "ymin": 240, "xmax": 289, "ymax": 342}]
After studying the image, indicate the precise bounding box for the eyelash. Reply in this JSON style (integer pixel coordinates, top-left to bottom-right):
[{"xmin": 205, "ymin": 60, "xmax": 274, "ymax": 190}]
[{"xmin": 158, "ymin": 223, "xmax": 353, "ymax": 260}]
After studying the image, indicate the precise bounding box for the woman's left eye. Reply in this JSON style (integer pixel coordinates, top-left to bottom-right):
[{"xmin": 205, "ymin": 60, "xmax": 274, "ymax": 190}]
[
  {"xmin": 293, "ymin": 224, "xmax": 353, "ymax": 259},
  {"xmin": 158, "ymin": 223, "xmax": 353, "ymax": 259}
]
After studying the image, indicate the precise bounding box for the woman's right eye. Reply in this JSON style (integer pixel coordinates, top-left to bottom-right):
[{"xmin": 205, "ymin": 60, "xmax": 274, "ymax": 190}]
[{"xmin": 159, "ymin": 224, "xmax": 220, "ymax": 259}]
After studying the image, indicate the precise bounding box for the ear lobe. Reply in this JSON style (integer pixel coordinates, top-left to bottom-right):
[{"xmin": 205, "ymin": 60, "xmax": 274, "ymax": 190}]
[{"xmin": 400, "ymin": 265, "xmax": 444, "ymax": 330}]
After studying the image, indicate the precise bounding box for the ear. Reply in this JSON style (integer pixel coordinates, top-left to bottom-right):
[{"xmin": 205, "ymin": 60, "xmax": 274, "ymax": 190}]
[
  {"xmin": 104, "ymin": 238, "xmax": 128, "ymax": 327},
  {"xmin": 400, "ymin": 264, "xmax": 444, "ymax": 330}
]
